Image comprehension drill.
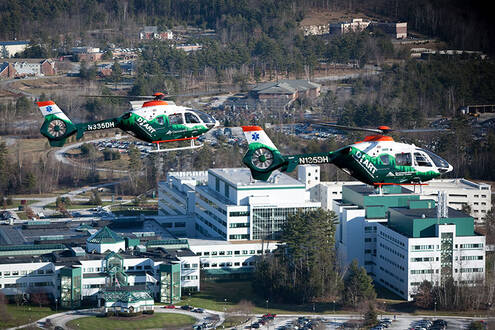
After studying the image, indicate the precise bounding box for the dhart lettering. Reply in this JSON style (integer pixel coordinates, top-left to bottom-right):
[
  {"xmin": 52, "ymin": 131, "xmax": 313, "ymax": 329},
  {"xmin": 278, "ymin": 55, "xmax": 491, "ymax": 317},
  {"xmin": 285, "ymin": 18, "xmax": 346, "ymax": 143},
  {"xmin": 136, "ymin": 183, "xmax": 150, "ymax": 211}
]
[
  {"xmin": 353, "ymin": 150, "xmax": 377, "ymax": 174},
  {"xmin": 136, "ymin": 117, "xmax": 157, "ymax": 134}
]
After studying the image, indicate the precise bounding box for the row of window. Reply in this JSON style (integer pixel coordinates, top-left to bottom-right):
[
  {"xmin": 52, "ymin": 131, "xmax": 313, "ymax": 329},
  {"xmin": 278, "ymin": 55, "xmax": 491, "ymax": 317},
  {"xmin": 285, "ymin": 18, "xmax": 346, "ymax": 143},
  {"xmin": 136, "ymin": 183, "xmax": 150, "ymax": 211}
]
[
  {"xmin": 197, "ymin": 249, "xmax": 268, "ymax": 256},
  {"xmin": 182, "ymin": 264, "xmax": 198, "ymax": 269},
  {"xmin": 181, "ymin": 275, "xmax": 199, "ymax": 280},
  {"xmin": 229, "ymin": 222, "xmax": 249, "ymax": 228},
  {"xmin": 380, "ymin": 242, "xmax": 405, "ymax": 259},
  {"xmin": 380, "ymin": 266, "xmax": 404, "ymax": 283},
  {"xmin": 379, "ymin": 277, "xmax": 405, "ymax": 295},
  {"xmin": 410, "ymin": 269, "xmax": 435, "ymax": 274},
  {"xmin": 364, "ymin": 226, "xmax": 377, "ymax": 233},
  {"xmin": 0, "ymin": 281, "xmax": 53, "ymax": 288},
  {"xmin": 229, "ymin": 234, "xmax": 250, "ymax": 240},
  {"xmin": 196, "ymin": 213, "xmax": 226, "ymax": 238},
  {"xmin": 379, "ymin": 230, "xmax": 405, "ymax": 247},
  {"xmin": 460, "ymin": 268, "xmax": 483, "ymax": 273},
  {"xmin": 198, "ymin": 193, "xmax": 227, "ymax": 215},
  {"xmin": 0, "ymin": 269, "xmax": 53, "ymax": 277},
  {"xmin": 229, "ymin": 211, "xmax": 250, "ymax": 217},
  {"xmin": 460, "ymin": 243, "xmax": 484, "ymax": 249},
  {"xmin": 202, "ymin": 261, "xmax": 255, "ymax": 268},
  {"xmin": 412, "ymin": 245, "xmax": 434, "ymax": 251},
  {"xmin": 379, "ymin": 255, "xmax": 405, "ymax": 271},
  {"xmin": 83, "ymin": 284, "xmax": 105, "ymax": 289},
  {"xmin": 460, "ymin": 255, "xmax": 483, "ymax": 261},
  {"xmin": 411, "ymin": 257, "xmax": 435, "ymax": 262}
]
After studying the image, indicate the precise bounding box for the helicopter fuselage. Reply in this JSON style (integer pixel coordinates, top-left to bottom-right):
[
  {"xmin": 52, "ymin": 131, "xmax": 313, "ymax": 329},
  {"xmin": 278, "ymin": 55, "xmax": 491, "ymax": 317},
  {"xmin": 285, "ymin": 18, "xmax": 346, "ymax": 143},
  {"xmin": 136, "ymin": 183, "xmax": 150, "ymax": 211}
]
[{"xmin": 242, "ymin": 126, "xmax": 453, "ymax": 185}]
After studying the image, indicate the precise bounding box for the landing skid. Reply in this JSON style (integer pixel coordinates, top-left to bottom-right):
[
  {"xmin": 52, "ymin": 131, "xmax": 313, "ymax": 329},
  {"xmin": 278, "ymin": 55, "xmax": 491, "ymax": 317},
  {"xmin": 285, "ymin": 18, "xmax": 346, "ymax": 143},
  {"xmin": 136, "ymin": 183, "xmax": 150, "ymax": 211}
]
[{"xmin": 149, "ymin": 137, "xmax": 203, "ymax": 153}]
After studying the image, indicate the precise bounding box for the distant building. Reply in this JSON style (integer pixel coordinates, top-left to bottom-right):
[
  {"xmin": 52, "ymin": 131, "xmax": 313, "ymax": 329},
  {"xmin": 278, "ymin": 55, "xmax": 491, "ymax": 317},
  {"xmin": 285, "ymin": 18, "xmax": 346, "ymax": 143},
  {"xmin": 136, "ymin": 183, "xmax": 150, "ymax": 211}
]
[
  {"xmin": 372, "ymin": 22, "xmax": 408, "ymax": 39},
  {"xmin": 0, "ymin": 59, "xmax": 56, "ymax": 78},
  {"xmin": 250, "ymin": 79, "xmax": 321, "ymax": 105},
  {"xmin": 0, "ymin": 41, "xmax": 29, "ymax": 58},
  {"xmin": 0, "ymin": 223, "xmax": 200, "ymax": 306},
  {"xmin": 175, "ymin": 44, "xmax": 202, "ymax": 52},
  {"xmin": 334, "ymin": 184, "xmax": 485, "ymax": 300},
  {"xmin": 0, "ymin": 62, "xmax": 16, "ymax": 78},
  {"xmin": 325, "ymin": 18, "xmax": 407, "ymax": 39},
  {"xmin": 301, "ymin": 24, "xmax": 330, "ymax": 36},
  {"xmin": 139, "ymin": 26, "xmax": 173, "ymax": 40},
  {"xmin": 71, "ymin": 47, "xmax": 103, "ymax": 62},
  {"xmin": 330, "ymin": 18, "xmax": 371, "ymax": 34}
]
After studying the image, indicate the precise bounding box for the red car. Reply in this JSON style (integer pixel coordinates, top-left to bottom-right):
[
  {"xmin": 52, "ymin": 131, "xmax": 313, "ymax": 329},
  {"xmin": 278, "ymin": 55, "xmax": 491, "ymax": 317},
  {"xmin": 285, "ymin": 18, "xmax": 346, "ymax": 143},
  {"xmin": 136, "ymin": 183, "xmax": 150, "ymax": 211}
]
[{"xmin": 164, "ymin": 305, "xmax": 176, "ymax": 309}]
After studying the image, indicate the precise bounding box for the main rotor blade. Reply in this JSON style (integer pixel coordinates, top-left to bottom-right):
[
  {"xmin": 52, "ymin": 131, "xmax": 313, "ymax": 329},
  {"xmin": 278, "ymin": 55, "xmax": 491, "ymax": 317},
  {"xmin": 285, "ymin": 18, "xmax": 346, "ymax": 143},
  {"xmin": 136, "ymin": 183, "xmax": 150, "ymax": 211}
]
[
  {"xmin": 315, "ymin": 123, "xmax": 384, "ymax": 134},
  {"xmin": 396, "ymin": 128, "xmax": 450, "ymax": 133}
]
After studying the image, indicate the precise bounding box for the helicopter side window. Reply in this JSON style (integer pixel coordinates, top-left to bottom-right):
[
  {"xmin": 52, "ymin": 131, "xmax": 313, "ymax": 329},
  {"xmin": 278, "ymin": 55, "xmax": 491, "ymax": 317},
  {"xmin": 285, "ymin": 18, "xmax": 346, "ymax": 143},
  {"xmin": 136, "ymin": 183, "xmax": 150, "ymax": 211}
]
[
  {"xmin": 414, "ymin": 152, "xmax": 432, "ymax": 167},
  {"xmin": 421, "ymin": 149, "xmax": 450, "ymax": 168},
  {"xmin": 185, "ymin": 112, "xmax": 201, "ymax": 124},
  {"xmin": 169, "ymin": 114, "xmax": 183, "ymax": 125},
  {"xmin": 395, "ymin": 153, "xmax": 412, "ymax": 166},
  {"xmin": 380, "ymin": 154, "xmax": 390, "ymax": 165}
]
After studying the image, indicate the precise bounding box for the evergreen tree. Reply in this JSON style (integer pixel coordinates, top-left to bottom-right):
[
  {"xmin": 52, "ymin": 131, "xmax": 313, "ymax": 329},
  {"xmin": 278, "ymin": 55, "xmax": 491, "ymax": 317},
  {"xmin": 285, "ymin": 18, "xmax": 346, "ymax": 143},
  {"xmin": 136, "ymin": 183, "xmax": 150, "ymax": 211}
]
[
  {"xmin": 363, "ymin": 303, "xmax": 378, "ymax": 327},
  {"xmin": 343, "ymin": 260, "xmax": 376, "ymax": 308},
  {"xmin": 253, "ymin": 209, "xmax": 340, "ymax": 303}
]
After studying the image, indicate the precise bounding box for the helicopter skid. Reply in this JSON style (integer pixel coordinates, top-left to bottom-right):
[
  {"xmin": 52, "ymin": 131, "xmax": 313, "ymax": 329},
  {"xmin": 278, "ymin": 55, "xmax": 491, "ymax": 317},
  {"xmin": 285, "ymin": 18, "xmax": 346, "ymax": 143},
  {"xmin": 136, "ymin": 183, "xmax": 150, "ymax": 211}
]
[{"xmin": 150, "ymin": 137, "xmax": 203, "ymax": 153}]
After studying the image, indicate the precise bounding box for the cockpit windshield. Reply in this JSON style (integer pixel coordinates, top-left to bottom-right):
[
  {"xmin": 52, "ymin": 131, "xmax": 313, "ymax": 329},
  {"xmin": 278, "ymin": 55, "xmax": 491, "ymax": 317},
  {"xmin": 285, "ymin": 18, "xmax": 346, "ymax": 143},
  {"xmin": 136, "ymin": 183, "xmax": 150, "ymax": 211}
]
[
  {"xmin": 420, "ymin": 149, "xmax": 450, "ymax": 168},
  {"xmin": 192, "ymin": 109, "xmax": 215, "ymax": 124}
]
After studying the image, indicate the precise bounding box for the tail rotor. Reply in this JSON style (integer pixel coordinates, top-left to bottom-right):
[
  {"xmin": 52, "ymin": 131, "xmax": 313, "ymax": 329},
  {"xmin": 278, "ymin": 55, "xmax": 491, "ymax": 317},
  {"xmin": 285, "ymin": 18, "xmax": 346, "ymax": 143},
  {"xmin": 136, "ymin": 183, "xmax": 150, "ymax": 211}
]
[{"xmin": 37, "ymin": 101, "xmax": 78, "ymax": 147}]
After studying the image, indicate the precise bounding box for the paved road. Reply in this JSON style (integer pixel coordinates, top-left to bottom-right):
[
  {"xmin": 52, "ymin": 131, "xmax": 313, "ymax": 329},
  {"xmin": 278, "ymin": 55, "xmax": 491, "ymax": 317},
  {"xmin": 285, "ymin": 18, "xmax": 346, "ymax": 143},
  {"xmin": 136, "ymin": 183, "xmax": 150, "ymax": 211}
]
[
  {"xmin": 7, "ymin": 306, "xmax": 224, "ymax": 330},
  {"xmin": 54, "ymin": 137, "xmax": 128, "ymax": 173}
]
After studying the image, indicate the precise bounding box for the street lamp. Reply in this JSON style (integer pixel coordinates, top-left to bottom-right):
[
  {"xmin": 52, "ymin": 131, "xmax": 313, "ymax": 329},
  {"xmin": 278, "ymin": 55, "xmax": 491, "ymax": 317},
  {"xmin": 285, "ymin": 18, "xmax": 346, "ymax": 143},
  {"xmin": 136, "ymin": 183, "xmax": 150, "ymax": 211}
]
[
  {"xmin": 55, "ymin": 298, "xmax": 58, "ymax": 313},
  {"xmin": 434, "ymin": 300, "xmax": 437, "ymax": 320},
  {"xmin": 224, "ymin": 298, "xmax": 227, "ymax": 313},
  {"xmin": 266, "ymin": 299, "xmax": 269, "ymax": 314}
]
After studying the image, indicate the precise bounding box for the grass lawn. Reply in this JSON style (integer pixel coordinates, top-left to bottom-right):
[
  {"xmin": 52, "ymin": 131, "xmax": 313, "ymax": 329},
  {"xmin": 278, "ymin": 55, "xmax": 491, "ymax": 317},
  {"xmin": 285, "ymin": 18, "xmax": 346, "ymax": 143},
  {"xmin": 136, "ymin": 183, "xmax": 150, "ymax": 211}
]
[
  {"xmin": 223, "ymin": 315, "xmax": 249, "ymax": 327},
  {"xmin": 66, "ymin": 313, "xmax": 195, "ymax": 330},
  {"xmin": 44, "ymin": 201, "xmax": 114, "ymax": 210},
  {"xmin": 178, "ymin": 279, "xmax": 341, "ymax": 315},
  {"xmin": 1, "ymin": 305, "xmax": 55, "ymax": 329}
]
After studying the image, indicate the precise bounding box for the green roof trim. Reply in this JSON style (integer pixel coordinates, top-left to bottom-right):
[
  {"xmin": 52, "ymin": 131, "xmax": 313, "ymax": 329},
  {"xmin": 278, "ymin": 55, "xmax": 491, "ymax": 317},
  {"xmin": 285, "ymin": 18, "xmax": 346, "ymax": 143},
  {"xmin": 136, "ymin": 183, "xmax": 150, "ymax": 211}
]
[
  {"xmin": 87, "ymin": 226, "xmax": 124, "ymax": 244},
  {"xmin": 0, "ymin": 244, "xmax": 66, "ymax": 251}
]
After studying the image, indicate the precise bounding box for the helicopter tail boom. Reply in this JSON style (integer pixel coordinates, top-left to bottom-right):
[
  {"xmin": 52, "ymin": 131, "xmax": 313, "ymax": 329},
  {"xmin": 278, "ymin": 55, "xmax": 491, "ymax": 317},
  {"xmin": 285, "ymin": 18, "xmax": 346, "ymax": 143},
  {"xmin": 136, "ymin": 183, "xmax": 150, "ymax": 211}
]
[
  {"xmin": 37, "ymin": 101, "xmax": 78, "ymax": 147},
  {"xmin": 242, "ymin": 126, "xmax": 337, "ymax": 181}
]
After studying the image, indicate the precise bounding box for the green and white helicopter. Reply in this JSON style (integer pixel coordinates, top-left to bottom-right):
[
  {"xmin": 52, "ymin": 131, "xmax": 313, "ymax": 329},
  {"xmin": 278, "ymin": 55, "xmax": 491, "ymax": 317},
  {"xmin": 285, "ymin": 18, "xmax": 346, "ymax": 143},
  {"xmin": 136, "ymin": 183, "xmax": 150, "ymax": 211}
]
[
  {"xmin": 241, "ymin": 124, "xmax": 453, "ymax": 187},
  {"xmin": 37, "ymin": 93, "xmax": 219, "ymax": 152}
]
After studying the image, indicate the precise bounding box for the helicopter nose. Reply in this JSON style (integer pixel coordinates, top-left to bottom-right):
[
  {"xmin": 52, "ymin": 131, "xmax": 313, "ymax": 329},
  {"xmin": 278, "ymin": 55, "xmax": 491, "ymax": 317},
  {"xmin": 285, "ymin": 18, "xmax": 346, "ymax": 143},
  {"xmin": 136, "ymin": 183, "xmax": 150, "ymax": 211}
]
[{"xmin": 439, "ymin": 163, "xmax": 453, "ymax": 174}]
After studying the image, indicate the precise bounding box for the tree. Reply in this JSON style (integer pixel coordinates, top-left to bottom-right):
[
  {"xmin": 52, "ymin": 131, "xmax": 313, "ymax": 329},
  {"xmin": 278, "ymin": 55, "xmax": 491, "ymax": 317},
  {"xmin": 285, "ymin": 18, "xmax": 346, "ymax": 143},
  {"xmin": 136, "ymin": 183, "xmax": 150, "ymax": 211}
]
[
  {"xmin": 253, "ymin": 209, "xmax": 341, "ymax": 303},
  {"xmin": 414, "ymin": 280, "xmax": 434, "ymax": 309},
  {"xmin": 56, "ymin": 196, "xmax": 72, "ymax": 208},
  {"xmin": 363, "ymin": 303, "xmax": 378, "ymax": 327},
  {"xmin": 128, "ymin": 146, "xmax": 143, "ymax": 194},
  {"xmin": 111, "ymin": 60, "xmax": 122, "ymax": 87},
  {"xmin": 343, "ymin": 260, "xmax": 376, "ymax": 308},
  {"xmin": 88, "ymin": 190, "xmax": 102, "ymax": 205}
]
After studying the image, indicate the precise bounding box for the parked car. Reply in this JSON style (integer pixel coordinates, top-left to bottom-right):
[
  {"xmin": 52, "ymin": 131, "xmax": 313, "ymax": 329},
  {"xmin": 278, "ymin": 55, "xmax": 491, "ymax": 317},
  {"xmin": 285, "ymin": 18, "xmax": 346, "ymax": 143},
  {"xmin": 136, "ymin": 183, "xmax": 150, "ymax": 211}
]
[
  {"xmin": 180, "ymin": 305, "xmax": 192, "ymax": 310},
  {"xmin": 192, "ymin": 308, "xmax": 204, "ymax": 313},
  {"xmin": 163, "ymin": 304, "xmax": 176, "ymax": 309}
]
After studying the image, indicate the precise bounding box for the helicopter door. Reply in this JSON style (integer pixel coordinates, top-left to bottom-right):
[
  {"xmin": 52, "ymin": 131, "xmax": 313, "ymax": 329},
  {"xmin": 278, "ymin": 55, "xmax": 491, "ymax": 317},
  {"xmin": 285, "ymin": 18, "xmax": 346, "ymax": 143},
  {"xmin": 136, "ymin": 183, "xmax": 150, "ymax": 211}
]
[
  {"xmin": 168, "ymin": 113, "xmax": 184, "ymax": 125},
  {"xmin": 395, "ymin": 152, "xmax": 412, "ymax": 167}
]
